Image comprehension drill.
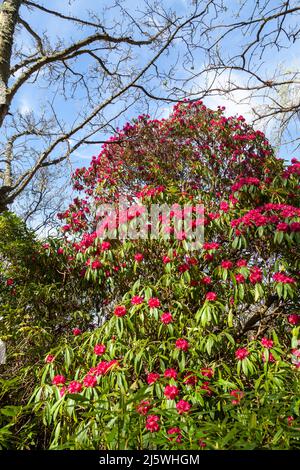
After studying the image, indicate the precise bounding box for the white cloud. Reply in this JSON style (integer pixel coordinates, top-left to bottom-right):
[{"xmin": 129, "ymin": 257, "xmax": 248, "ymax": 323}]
[
  {"xmin": 192, "ymin": 69, "xmax": 259, "ymax": 121},
  {"xmin": 158, "ymin": 104, "xmax": 173, "ymax": 119},
  {"xmin": 19, "ymin": 96, "xmax": 32, "ymax": 115}
]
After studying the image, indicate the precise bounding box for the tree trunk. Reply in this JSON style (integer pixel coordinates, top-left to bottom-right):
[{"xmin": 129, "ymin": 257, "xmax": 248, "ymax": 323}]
[{"xmin": 0, "ymin": 0, "xmax": 22, "ymax": 128}]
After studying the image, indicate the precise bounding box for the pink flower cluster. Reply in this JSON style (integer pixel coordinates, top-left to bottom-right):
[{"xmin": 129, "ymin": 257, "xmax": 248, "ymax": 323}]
[
  {"xmin": 94, "ymin": 344, "xmax": 106, "ymax": 355},
  {"xmin": 175, "ymin": 338, "xmax": 190, "ymax": 351},
  {"xmin": 176, "ymin": 400, "xmax": 191, "ymax": 414},
  {"xmin": 164, "ymin": 385, "xmax": 179, "ymax": 400},
  {"xmin": 148, "ymin": 297, "xmax": 160, "ymax": 308},
  {"xmin": 146, "ymin": 415, "xmax": 160, "ymax": 432},
  {"xmin": 231, "ymin": 177, "xmax": 261, "ymax": 192},
  {"xmin": 231, "ymin": 203, "xmax": 300, "ymax": 231},
  {"xmin": 230, "ymin": 389, "xmax": 244, "ymax": 405},
  {"xmin": 273, "ymin": 272, "xmax": 296, "ymax": 284},
  {"xmin": 131, "ymin": 295, "xmax": 144, "ymax": 305},
  {"xmin": 160, "ymin": 312, "xmax": 173, "ymax": 324},
  {"xmin": 88, "ymin": 359, "xmax": 119, "ymax": 380},
  {"xmin": 261, "ymin": 337, "xmax": 273, "ymax": 349},
  {"xmin": 249, "ymin": 266, "xmax": 262, "ymax": 284},
  {"xmin": 114, "ymin": 305, "xmax": 127, "ymax": 317},
  {"xmin": 206, "ymin": 292, "xmax": 217, "ymax": 301},
  {"xmin": 235, "ymin": 348, "xmax": 249, "ymax": 360},
  {"xmin": 288, "ymin": 314, "xmax": 300, "ymax": 325},
  {"xmin": 136, "ymin": 400, "xmax": 152, "ymax": 415},
  {"xmin": 147, "ymin": 372, "xmax": 160, "ymax": 385},
  {"xmin": 167, "ymin": 427, "xmax": 182, "ymax": 443}
]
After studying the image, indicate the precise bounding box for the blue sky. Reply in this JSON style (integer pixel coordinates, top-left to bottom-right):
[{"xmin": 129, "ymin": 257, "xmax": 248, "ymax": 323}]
[
  {"xmin": 14, "ymin": 1, "xmax": 300, "ymax": 159},
  {"xmin": 8, "ymin": 0, "xmax": 300, "ymax": 227}
]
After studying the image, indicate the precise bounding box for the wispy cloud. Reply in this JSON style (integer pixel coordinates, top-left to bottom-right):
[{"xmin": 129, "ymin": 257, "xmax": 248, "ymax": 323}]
[{"xmin": 19, "ymin": 96, "xmax": 32, "ymax": 115}]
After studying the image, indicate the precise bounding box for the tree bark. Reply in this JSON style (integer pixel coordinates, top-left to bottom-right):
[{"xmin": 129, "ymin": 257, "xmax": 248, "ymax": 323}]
[{"xmin": 0, "ymin": 0, "xmax": 22, "ymax": 127}]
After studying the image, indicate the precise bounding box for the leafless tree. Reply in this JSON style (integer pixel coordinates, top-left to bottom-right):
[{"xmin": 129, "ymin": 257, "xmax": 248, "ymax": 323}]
[
  {"xmin": 184, "ymin": 0, "xmax": 300, "ymax": 152},
  {"xmin": 0, "ymin": 0, "xmax": 219, "ymax": 219},
  {"xmin": 0, "ymin": 0, "xmax": 299, "ymax": 225}
]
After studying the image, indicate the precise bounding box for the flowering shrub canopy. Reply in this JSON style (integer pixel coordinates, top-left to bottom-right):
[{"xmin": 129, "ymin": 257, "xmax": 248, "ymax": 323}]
[{"xmin": 30, "ymin": 101, "xmax": 300, "ymax": 449}]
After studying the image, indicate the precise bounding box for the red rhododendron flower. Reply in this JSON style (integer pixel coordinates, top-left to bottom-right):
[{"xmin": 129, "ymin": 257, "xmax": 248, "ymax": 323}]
[
  {"xmin": 92, "ymin": 360, "xmax": 118, "ymax": 376},
  {"xmin": 136, "ymin": 400, "xmax": 152, "ymax": 415},
  {"xmin": 57, "ymin": 247, "xmax": 64, "ymax": 255},
  {"xmin": 106, "ymin": 359, "xmax": 119, "ymax": 372},
  {"xmin": 52, "ymin": 375, "xmax": 66, "ymax": 386},
  {"xmin": 291, "ymin": 348, "xmax": 300, "ymax": 358},
  {"xmin": 131, "ymin": 295, "xmax": 144, "ymax": 305},
  {"xmin": 91, "ymin": 260, "xmax": 102, "ymax": 270},
  {"xmin": 288, "ymin": 314, "xmax": 300, "ymax": 325},
  {"xmin": 162, "ymin": 255, "xmax": 171, "ymax": 264},
  {"xmin": 134, "ymin": 253, "xmax": 144, "ymax": 262},
  {"xmin": 235, "ymin": 273, "xmax": 245, "ymax": 283},
  {"xmin": 206, "ymin": 292, "xmax": 217, "ymax": 301},
  {"xmin": 261, "ymin": 337, "xmax": 273, "ymax": 349},
  {"xmin": 175, "ymin": 338, "xmax": 190, "ymax": 351},
  {"xmin": 114, "ymin": 305, "xmax": 127, "ymax": 317},
  {"xmin": 167, "ymin": 426, "xmax": 181, "ymax": 436},
  {"xmin": 198, "ymin": 439, "xmax": 207, "ymax": 448},
  {"xmin": 186, "ymin": 256, "xmax": 197, "ymax": 266},
  {"xmin": 45, "ymin": 354, "xmax": 55, "ymax": 363},
  {"xmin": 164, "ymin": 368, "xmax": 178, "ymax": 379},
  {"xmin": 201, "ymin": 381, "xmax": 213, "ymax": 396},
  {"xmin": 236, "ymin": 259, "xmax": 247, "ymax": 267},
  {"xmin": 178, "ymin": 262, "xmax": 189, "ymax": 273},
  {"xmin": 167, "ymin": 427, "xmax": 182, "ymax": 443},
  {"xmin": 276, "ymin": 222, "xmax": 289, "ymax": 232},
  {"xmin": 176, "ymin": 399, "xmax": 191, "ymax": 414},
  {"xmin": 148, "ymin": 297, "xmax": 160, "ymax": 308},
  {"xmin": 68, "ymin": 380, "xmax": 83, "ymax": 394},
  {"xmin": 202, "ymin": 276, "xmax": 212, "ymax": 284},
  {"xmin": 230, "ymin": 389, "xmax": 244, "ymax": 405},
  {"xmin": 83, "ymin": 374, "xmax": 97, "ymax": 388},
  {"xmin": 94, "ymin": 344, "xmax": 106, "ymax": 355},
  {"xmin": 201, "ymin": 367, "xmax": 214, "ymax": 379},
  {"xmin": 6, "ymin": 278, "xmax": 14, "ymax": 286},
  {"xmin": 183, "ymin": 373, "xmax": 198, "ymax": 386},
  {"xmin": 203, "ymin": 242, "xmax": 220, "ymax": 250},
  {"xmin": 221, "ymin": 260, "xmax": 233, "ymax": 269},
  {"xmin": 101, "ymin": 241, "xmax": 111, "ymax": 250},
  {"xmin": 72, "ymin": 328, "xmax": 82, "ymax": 336},
  {"xmin": 235, "ymin": 347, "xmax": 249, "ymax": 360},
  {"xmin": 262, "ymin": 351, "xmax": 276, "ymax": 363},
  {"xmin": 273, "ymin": 272, "xmax": 295, "ymax": 284},
  {"xmin": 291, "ymin": 344, "xmax": 300, "ymax": 366},
  {"xmin": 160, "ymin": 312, "xmax": 173, "ymax": 324},
  {"xmin": 288, "ymin": 416, "xmax": 294, "ymax": 426},
  {"xmin": 147, "ymin": 372, "xmax": 160, "ymax": 385},
  {"xmin": 290, "ymin": 222, "xmax": 300, "ymax": 232},
  {"xmin": 164, "ymin": 385, "xmax": 179, "ymax": 400},
  {"xmin": 146, "ymin": 415, "xmax": 160, "ymax": 432},
  {"xmin": 249, "ymin": 267, "xmax": 262, "ymax": 284},
  {"xmin": 220, "ymin": 201, "xmax": 229, "ymax": 212}
]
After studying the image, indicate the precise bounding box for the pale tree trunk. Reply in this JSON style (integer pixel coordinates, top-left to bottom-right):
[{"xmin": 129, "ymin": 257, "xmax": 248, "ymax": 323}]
[{"xmin": 0, "ymin": 0, "xmax": 21, "ymax": 128}]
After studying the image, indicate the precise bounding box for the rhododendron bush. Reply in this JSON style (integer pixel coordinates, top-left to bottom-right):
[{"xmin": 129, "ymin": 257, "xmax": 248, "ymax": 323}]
[{"xmin": 18, "ymin": 102, "xmax": 300, "ymax": 448}]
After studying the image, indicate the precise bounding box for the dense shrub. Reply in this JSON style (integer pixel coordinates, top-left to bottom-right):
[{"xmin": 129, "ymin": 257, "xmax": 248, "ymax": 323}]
[
  {"xmin": 2, "ymin": 101, "xmax": 300, "ymax": 449},
  {"xmin": 0, "ymin": 213, "xmax": 98, "ymax": 448}
]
